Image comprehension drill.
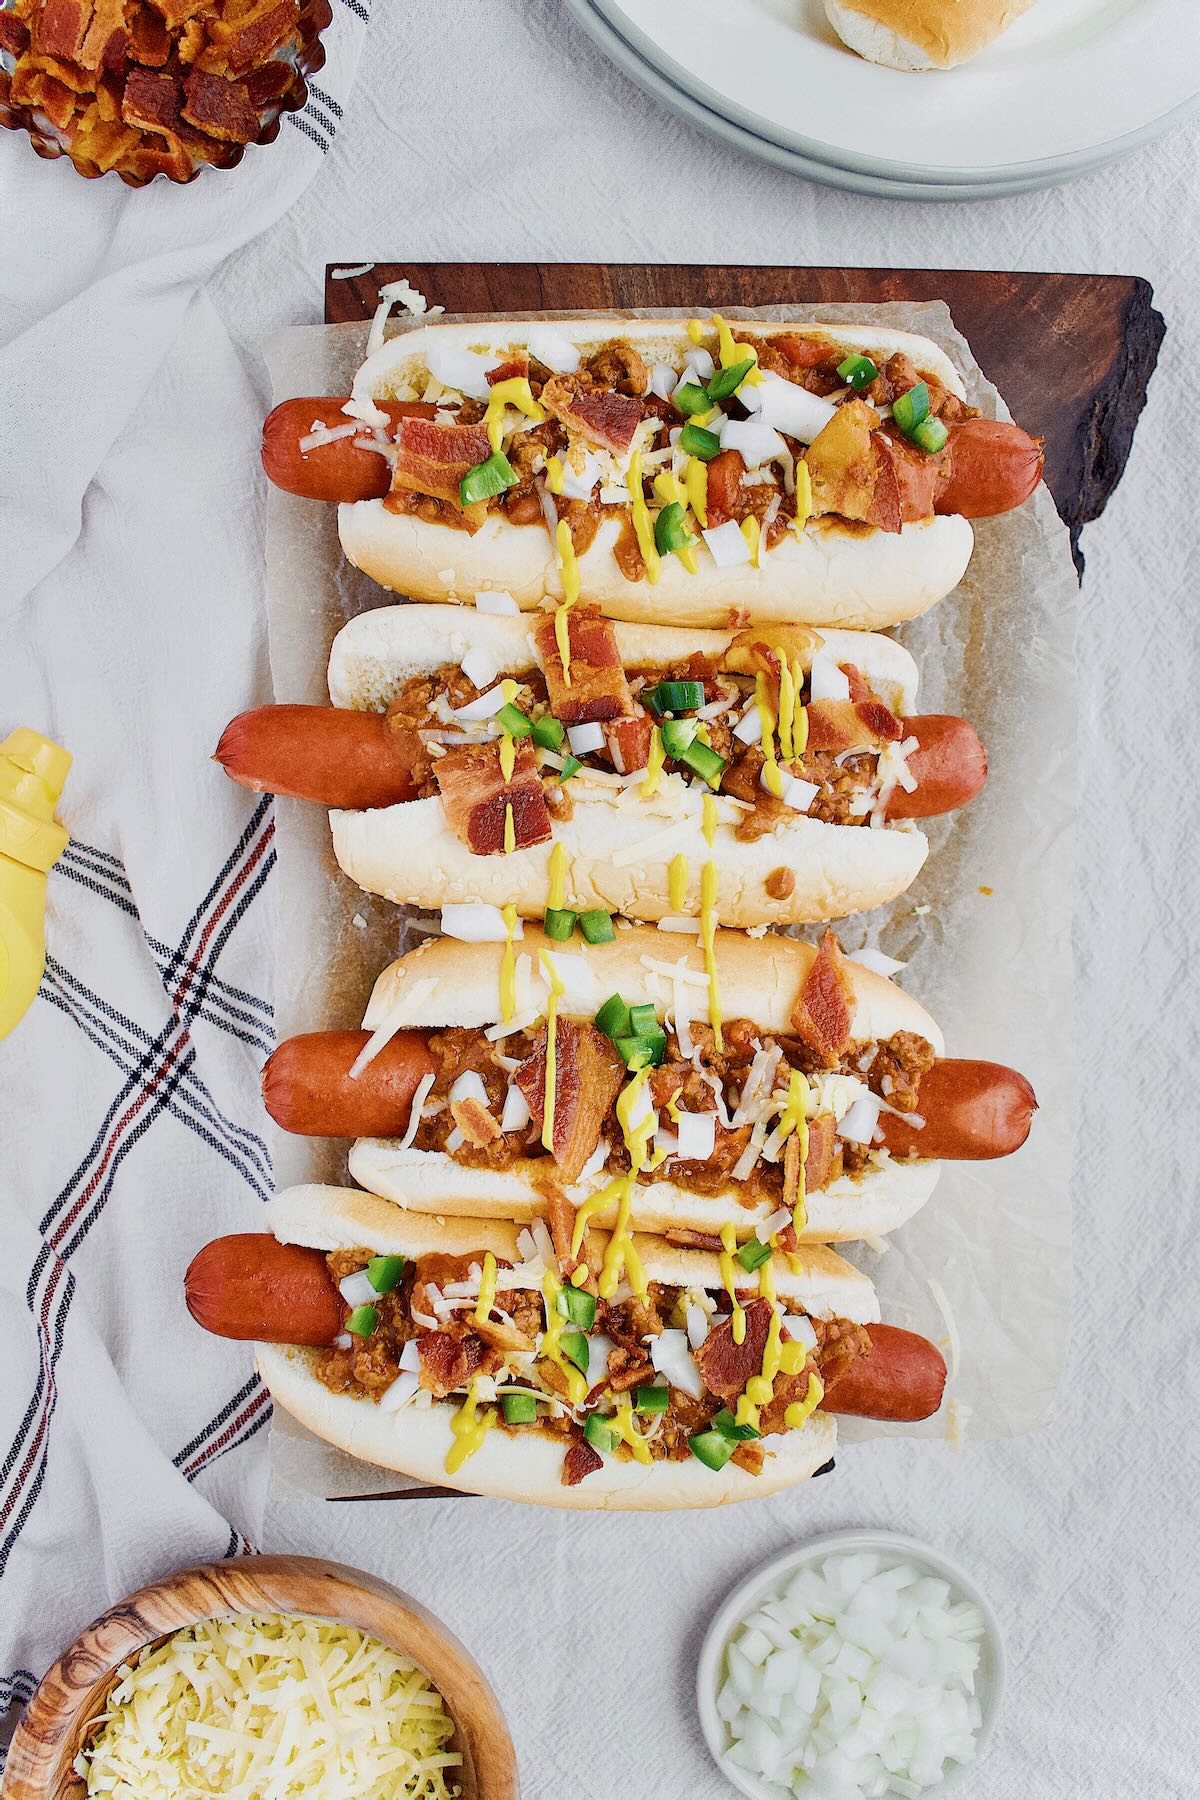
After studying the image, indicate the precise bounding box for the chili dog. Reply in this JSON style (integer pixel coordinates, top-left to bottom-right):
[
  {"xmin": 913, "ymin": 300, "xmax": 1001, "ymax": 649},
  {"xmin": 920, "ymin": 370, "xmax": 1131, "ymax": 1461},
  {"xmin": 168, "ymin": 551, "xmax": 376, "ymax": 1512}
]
[
  {"xmin": 186, "ymin": 1184, "xmax": 947, "ymax": 1508},
  {"xmin": 261, "ymin": 925, "xmax": 1036, "ymax": 1250},
  {"xmin": 263, "ymin": 315, "xmax": 1042, "ymax": 630},
  {"xmin": 216, "ymin": 605, "xmax": 987, "ymax": 929}
]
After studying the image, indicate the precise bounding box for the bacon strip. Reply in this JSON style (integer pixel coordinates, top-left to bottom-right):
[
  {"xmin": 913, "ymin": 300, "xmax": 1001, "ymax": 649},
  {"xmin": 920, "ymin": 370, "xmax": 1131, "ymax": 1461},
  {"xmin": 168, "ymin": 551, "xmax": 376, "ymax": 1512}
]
[
  {"xmin": 791, "ymin": 931, "xmax": 855, "ymax": 1068},
  {"xmin": 804, "ymin": 697, "xmax": 903, "ymax": 754},
  {"xmin": 515, "ymin": 1019, "xmax": 624, "ymax": 1183},
  {"xmin": 433, "ymin": 742, "xmax": 552, "ymax": 857},
  {"xmin": 416, "ymin": 1329, "xmax": 489, "ymax": 1398},
  {"xmin": 486, "ymin": 357, "xmax": 529, "ymax": 386},
  {"xmin": 694, "ymin": 1298, "xmax": 773, "ymax": 1399},
  {"xmin": 540, "ymin": 375, "xmax": 642, "ymax": 455},
  {"xmin": 392, "ymin": 417, "xmax": 493, "ymax": 509},
  {"xmin": 182, "ymin": 68, "xmax": 259, "ymax": 143},
  {"xmin": 604, "ymin": 712, "xmax": 652, "ymax": 775},
  {"xmin": 533, "ymin": 611, "xmax": 633, "ymax": 725},
  {"xmin": 664, "ymin": 1226, "xmax": 723, "ymax": 1253},
  {"xmin": 802, "ymin": 1113, "xmax": 838, "ymax": 1193},
  {"xmin": 546, "ymin": 1190, "xmax": 580, "ymax": 1273}
]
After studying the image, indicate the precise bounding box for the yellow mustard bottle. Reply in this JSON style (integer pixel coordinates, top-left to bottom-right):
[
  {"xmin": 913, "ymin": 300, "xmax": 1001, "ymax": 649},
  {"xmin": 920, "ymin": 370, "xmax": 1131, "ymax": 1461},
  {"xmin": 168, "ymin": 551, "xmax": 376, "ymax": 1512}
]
[{"xmin": 0, "ymin": 729, "xmax": 71, "ymax": 1040}]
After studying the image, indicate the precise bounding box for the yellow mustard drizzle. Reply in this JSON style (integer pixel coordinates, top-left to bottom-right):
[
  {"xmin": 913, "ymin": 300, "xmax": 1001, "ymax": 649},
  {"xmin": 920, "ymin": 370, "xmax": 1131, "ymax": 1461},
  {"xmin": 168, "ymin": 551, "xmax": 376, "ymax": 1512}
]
[
  {"xmin": 499, "ymin": 903, "xmax": 518, "ymax": 1024},
  {"xmin": 701, "ymin": 859, "xmax": 723, "ymax": 1052},
  {"xmin": 539, "ymin": 949, "xmax": 564, "ymax": 1154},
  {"xmin": 553, "ymin": 605, "xmax": 573, "ymax": 691},
  {"xmin": 547, "ymin": 840, "xmax": 567, "ymax": 910},
  {"xmin": 784, "ymin": 1371, "xmax": 825, "ymax": 1431},
  {"xmin": 711, "ymin": 314, "xmax": 763, "ymax": 385},
  {"xmin": 665, "ymin": 1085, "xmax": 683, "ymax": 1125},
  {"xmin": 545, "ymin": 454, "xmax": 565, "ymax": 496},
  {"xmin": 685, "ymin": 457, "xmax": 708, "ymax": 528},
  {"xmin": 719, "ymin": 1223, "xmax": 747, "ymax": 1346},
  {"xmin": 555, "ymin": 518, "xmax": 581, "ymax": 609},
  {"xmin": 610, "ymin": 1395, "xmax": 653, "ymax": 1465},
  {"xmin": 627, "ymin": 449, "xmax": 662, "ymax": 585},
  {"xmin": 483, "ymin": 376, "xmax": 543, "ymax": 454},
  {"xmin": 741, "ymin": 516, "xmax": 762, "ymax": 568},
  {"xmin": 445, "ymin": 1376, "xmax": 495, "ymax": 1473},
  {"xmin": 540, "ymin": 1268, "xmax": 588, "ymax": 1406},
  {"xmin": 498, "ymin": 678, "xmax": 519, "ymax": 784},
  {"xmin": 754, "ymin": 672, "xmax": 783, "ymax": 798},
  {"xmin": 734, "ymin": 1258, "xmax": 783, "ymax": 1432},
  {"xmin": 571, "ymin": 1069, "xmax": 660, "ymax": 1297},
  {"xmin": 652, "ymin": 470, "xmax": 699, "ymax": 574},
  {"xmin": 778, "ymin": 657, "xmax": 797, "ymax": 763},
  {"xmin": 639, "ymin": 725, "xmax": 666, "ymax": 798},
  {"xmin": 473, "ymin": 1251, "xmax": 497, "ymax": 1326},
  {"xmin": 702, "ymin": 794, "xmax": 718, "ymax": 847},
  {"xmin": 668, "ymin": 852, "xmax": 689, "ymax": 913},
  {"xmin": 776, "ymin": 1068, "xmax": 811, "ymax": 1236},
  {"xmin": 792, "ymin": 459, "xmax": 813, "ymax": 533},
  {"xmin": 687, "ymin": 319, "xmax": 706, "ymax": 346}
]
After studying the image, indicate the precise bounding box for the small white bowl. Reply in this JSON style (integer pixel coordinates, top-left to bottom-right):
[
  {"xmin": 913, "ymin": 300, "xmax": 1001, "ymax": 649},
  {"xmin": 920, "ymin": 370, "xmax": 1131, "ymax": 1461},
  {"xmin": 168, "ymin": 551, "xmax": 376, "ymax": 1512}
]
[{"xmin": 696, "ymin": 1529, "xmax": 1005, "ymax": 1800}]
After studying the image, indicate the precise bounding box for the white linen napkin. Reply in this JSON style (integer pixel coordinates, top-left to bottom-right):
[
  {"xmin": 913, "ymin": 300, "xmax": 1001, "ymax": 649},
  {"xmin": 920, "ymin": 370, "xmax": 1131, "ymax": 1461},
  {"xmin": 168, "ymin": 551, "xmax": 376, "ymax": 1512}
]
[{"xmin": 0, "ymin": 0, "xmax": 370, "ymax": 1746}]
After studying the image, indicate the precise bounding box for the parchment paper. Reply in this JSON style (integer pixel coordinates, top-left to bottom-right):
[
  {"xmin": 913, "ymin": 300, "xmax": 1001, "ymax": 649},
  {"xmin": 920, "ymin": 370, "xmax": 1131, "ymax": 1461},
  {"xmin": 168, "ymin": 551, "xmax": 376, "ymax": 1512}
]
[{"xmin": 260, "ymin": 302, "xmax": 1075, "ymax": 1500}]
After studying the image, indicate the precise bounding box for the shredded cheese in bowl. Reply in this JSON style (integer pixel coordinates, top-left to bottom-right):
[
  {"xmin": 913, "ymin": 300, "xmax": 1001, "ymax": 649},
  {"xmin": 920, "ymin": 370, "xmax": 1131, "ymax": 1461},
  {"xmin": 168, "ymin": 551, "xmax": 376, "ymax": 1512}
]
[{"xmin": 75, "ymin": 1613, "xmax": 462, "ymax": 1800}]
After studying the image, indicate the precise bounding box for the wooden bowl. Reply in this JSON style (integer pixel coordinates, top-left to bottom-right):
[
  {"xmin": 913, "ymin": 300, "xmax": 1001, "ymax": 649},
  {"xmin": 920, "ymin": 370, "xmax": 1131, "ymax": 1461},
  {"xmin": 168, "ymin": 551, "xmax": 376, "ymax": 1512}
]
[{"xmin": 2, "ymin": 1555, "xmax": 518, "ymax": 1800}]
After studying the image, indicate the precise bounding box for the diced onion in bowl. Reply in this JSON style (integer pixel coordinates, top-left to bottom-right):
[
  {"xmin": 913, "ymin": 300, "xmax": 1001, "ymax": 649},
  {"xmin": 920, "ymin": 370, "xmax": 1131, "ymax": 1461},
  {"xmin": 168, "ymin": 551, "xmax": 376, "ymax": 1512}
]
[{"xmin": 712, "ymin": 1551, "xmax": 989, "ymax": 1798}]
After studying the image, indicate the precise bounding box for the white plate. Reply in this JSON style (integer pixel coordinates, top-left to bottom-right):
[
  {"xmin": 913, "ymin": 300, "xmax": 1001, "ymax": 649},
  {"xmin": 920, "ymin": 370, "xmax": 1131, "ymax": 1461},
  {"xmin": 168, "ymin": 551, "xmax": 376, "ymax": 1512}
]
[
  {"xmin": 696, "ymin": 1531, "xmax": 1006, "ymax": 1798},
  {"xmin": 586, "ymin": 0, "xmax": 1200, "ymax": 185}
]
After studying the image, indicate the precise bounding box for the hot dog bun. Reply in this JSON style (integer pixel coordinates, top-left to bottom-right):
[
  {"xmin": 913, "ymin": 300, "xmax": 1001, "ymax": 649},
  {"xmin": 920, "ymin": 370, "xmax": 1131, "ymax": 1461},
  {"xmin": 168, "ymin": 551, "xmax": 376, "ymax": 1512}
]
[
  {"xmin": 339, "ymin": 925, "xmax": 943, "ymax": 1244},
  {"xmin": 824, "ymin": 0, "xmax": 1036, "ymax": 69},
  {"xmin": 256, "ymin": 1183, "xmax": 872, "ymax": 1508},
  {"xmin": 336, "ymin": 317, "xmax": 974, "ymax": 628}
]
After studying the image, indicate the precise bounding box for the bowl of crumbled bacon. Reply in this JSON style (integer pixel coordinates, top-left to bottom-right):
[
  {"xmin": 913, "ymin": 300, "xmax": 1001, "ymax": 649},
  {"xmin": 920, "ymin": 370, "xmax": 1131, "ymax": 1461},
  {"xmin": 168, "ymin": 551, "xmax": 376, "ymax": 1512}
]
[{"xmin": 0, "ymin": 0, "xmax": 332, "ymax": 185}]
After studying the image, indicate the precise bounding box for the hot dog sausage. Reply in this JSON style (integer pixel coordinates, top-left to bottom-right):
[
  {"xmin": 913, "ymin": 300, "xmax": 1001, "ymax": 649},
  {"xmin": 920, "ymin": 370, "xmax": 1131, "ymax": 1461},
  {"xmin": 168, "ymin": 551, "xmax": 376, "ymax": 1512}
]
[
  {"xmin": 934, "ymin": 417, "xmax": 1044, "ymax": 519},
  {"xmin": 262, "ymin": 396, "xmax": 1042, "ymax": 520},
  {"xmin": 262, "ymin": 399, "xmax": 436, "ymax": 503},
  {"xmin": 184, "ymin": 1234, "xmax": 343, "ymax": 1346},
  {"xmin": 886, "ymin": 715, "xmax": 987, "ymax": 819},
  {"xmin": 263, "ymin": 1030, "xmax": 1033, "ymax": 1162},
  {"xmin": 215, "ymin": 706, "xmax": 420, "ymax": 810},
  {"xmin": 262, "ymin": 1030, "xmax": 438, "ymax": 1139},
  {"xmin": 875, "ymin": 1059, "xmax": 1036, "ymax": 1160},
  {"xmin": 215, "ymin": 704, "xmax": 985, "ymax": 820},
  {"xmin": 820, "ymin": 1323, "xmax": 947, "ymax": 1422},
  {"xmin": 186, "ymin": 1234, "xmax": 945, "ymax": 1420}
]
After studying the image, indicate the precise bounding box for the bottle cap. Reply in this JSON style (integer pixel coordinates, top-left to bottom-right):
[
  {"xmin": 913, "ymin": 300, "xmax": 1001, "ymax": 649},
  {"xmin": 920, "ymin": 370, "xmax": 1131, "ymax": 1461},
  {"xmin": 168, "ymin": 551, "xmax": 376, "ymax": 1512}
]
[{"xmin": 0, "ymin": 730, "xmax": 71, "ymax": 872}]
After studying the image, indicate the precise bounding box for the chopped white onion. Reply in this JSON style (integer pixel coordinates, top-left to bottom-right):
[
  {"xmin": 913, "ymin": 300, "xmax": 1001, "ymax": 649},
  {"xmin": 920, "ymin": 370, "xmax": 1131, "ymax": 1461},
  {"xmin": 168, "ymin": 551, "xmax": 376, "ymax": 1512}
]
[
  {"xmin": 715, "ymin": 1551, "xmax": 987, "ymax": 1798},
  {"xmin": 460, "ymin": 645, "xmax": 499, "ymax": 690},
  {"xmin": 527, "ymin": 327, "xmax": 580, "ymax": 375},
  {"xmin": 445, "ymin": 1127, "xmax": 465, "ymax": 1153},
  {"xmin": 686, "ymin": 1303, "xmax": 710, "ymax": 1351},
  {"xmin": 650, "ymin": 1328, "xmax": 704, "ymax": 1399},
  {"xmin": 703, "ymin": 520, "xmax": 752, "ymax": 569},
  {"xmin": 675, "ymin": 1110, "xmax": 716, "ymax": 1162},
  {"xmin": 782, "ymin": 1313, "xmax": 818, "ymax": 1351},
  {"xmin": 685, "ymin": 346, "xmax": 715, "ymax": 382},
  {"xmin": 733, "ymin": 705, "xmax": 762, "ymax": 745},
  {"xmin": 567, "ymin": 721, "xmax": 606, "ymax": 756},
  {"xmin": 757, "ymin": 1204, "xmax": 793, "ymax": 1241},
  {"xmin": 577, "ymin": 1136, "xmax": 610, "ymax": 1183},
  {"xmin": 809, "ymin": 653, "xmax": 852, "ymax": 702},
  {"xmin": 837, "ymin": 1093, "xmax": 883, "ymax": 1145},
  {"xmin": 426, "ymin": 344, "xmax": 493, "ymax": 400},
  {"xmin": 586, "ymin": 1331, "xmax": 615, "ymax": 1388},
  {"xmin": 849, "ymin": 947, "xmax": 907, "ymax": 979},
  {"xmin": 398, "ymin": 1339, "xmax": 422, "ymax": 1373},
  {"xmin": 338, "ymin": 1270, "xmax": 377, "ymax": 1307},
  {"xmin": 719, "ymin": 417, "xmax": 788, "ymax": 470},
  {"xmin": 398, "ymin": 1072, "xmax": 436, "ymax": 1150},
  {"xmin": 449, "ymin": 1070, "xmax": 490, "ymax": 1108},
  {"xmin": 440, "ymin": 903, "xmax": 521, "ymax": 943},
  {"xmin": 453, "ymin": 683, "xmax": 508, "ymax": 722},
  {"xmin": 474, "ymin": 589, "xmax": 520, "ymax": 615},
  {"xmin": 755, "ymin": 369, "xmax": 838, "ymax": 443},
  {"xmin": 333, "ymin": 1333, "xmax": 352, "ymax": 1351},
  {"xmin": 781, "ymin": 773, "xmax": 820, "ymax": 812},
  {"xmin": 501, "ymin": 1083, "xmax": 532, "ymax": 1133},
  {"xmin": 649, "ymin": 361, "xmax": 677, "ymax": 401},
  {"xmin": 378, "ymin": 1370, "xmax": 421, "ymax": 1413}
]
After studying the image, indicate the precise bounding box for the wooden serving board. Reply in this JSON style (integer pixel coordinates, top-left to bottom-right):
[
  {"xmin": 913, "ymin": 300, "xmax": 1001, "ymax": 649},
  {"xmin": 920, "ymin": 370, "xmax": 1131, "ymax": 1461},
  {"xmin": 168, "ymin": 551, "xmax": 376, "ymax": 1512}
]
[{"xmin": 325, "ymin": 262, "xmax": 1165, "ymax": 573}]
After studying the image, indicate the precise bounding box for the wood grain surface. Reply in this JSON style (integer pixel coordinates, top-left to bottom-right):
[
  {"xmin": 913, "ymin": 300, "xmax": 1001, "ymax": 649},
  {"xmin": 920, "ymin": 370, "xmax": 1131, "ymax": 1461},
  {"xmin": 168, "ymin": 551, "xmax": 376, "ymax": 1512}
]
[
  {"xmin": 2, "ymin": 1556, "xmax": 518, "ymax": 1800},
  {"xmin": 325, "ymin": 262, "xmax": 1165, "ymax": 573}
]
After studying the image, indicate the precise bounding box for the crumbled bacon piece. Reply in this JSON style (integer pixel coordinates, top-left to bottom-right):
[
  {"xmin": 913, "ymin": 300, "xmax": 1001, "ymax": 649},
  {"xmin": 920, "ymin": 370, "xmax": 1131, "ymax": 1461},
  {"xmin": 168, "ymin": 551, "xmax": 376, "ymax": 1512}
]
[
  {"xmin": 450, "ymin": 1095, "xmax": 501, "ymax": 1148},
  {"xmin": 486, "ymin": 356, "xmax": 529, "ymax": 386},
  {"xmin": 392, "ymin": 416, "xmax": 493, "ymax": 510},
  {"xmin": 805, "ymin": 399, "xmax": 902, "ymax": 534},
  {"xmin": 515, "ymin": 1019, "xmax": 624, "ymax": 1183},
  {"xmin": 181, "ymin": 66, "xmax": 259, "ymax": 141},
  {"xmin": 433, "ymin": 741, "xmax": 553, "ymax": 857},
  {"xmin": 604, "ymin": 711, "xmax": 652, "ymax": 775},
  {"xmin": 802, "ymin": 1113, "xmax": 837, "ymax": 1193},
  {"xmin": 201, "ymin": 0, "xmax": 298, "ymax": 74},
  {"xmin": 416, "ymin": 1328, "xmax": 490, "ymax": 1399},
  {"xmin": 562, "ymin": 1439, "xmax": 604, "ymax": 1486},
  {"xmin": 791, "ymin": 931, "xmax": 855, "ymax": 1068},
  {"xmin": 804, "ymin": 696, "xmax": 903, "ymax": 754},
  {"xmin": 694, "ymin": 1298, "xmax": 773, "ymax": 1399},
  {"xmin": 664, "ymin": 1227, "xmax": 723, "ymax": 1253},
  {"xmin": 545, "ymin": 1189, "xmax": 580, "ymax": 1273},
  {"xmin": 533, "ymin": 610, "xmax": 632, "ymax": 725}
]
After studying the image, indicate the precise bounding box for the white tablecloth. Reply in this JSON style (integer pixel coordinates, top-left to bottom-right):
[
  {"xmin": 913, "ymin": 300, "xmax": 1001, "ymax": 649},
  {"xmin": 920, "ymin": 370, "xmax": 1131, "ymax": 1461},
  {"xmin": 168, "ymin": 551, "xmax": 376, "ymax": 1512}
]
[{"xmin": 3, "ymin": 1, "xmax": 1200, "ymax": 1792}]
